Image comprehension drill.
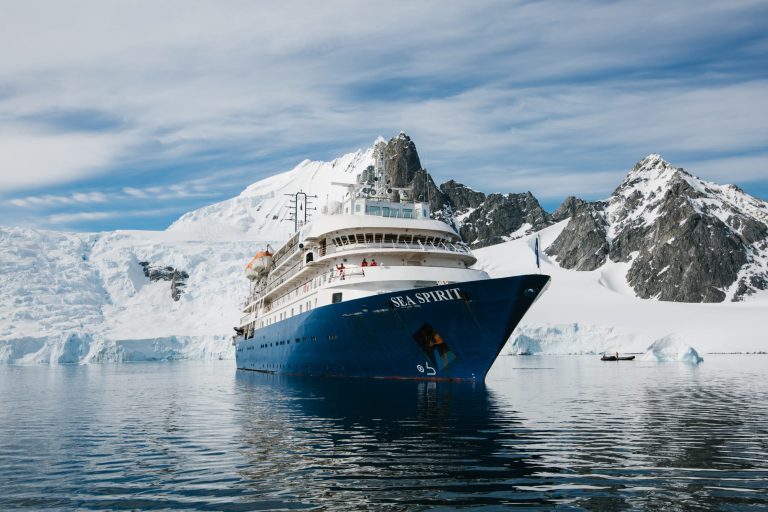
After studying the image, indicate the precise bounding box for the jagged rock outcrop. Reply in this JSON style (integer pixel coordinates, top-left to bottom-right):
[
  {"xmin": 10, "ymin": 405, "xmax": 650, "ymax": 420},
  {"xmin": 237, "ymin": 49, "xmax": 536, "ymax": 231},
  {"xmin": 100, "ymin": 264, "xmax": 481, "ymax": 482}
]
[
  {"xmin": 369, "ymin": 134, "xmax": 553, "ymax": 245},
  {"xmin": 381, "ymin": 132, "xmax": 422, "ymax": 187},
  {"xmin": 139, "ymin": 261, "xmax": 189, "ymax": 301},
  {"xmin": 440, "ymin": 180, "xmax": 486, "ymax": 211},
  {"xmin": 458, "ymin": 192, "xmax": 552, "ymax": 248},
  {"xmin": 547, "ymin": 154, "xmax": 768, "ymax": 302},
  {"xmin": 552, "ymin": 196, "xmax": 593, "ymax": 222},
  {"xmin": 547, "ymin": 202, "xmax": 609, "ymax": 270},
  {"xmin": 410, "ymin": 168, "xmax": 451, "ymax": 218}
]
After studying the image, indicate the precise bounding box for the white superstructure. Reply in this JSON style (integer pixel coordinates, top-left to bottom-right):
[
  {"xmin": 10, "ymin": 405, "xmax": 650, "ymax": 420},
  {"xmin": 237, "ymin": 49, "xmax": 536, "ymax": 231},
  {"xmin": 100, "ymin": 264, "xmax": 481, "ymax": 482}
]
[{"xmin": 236, "ymin": 178, "xmax": 489, "ymax": 339}]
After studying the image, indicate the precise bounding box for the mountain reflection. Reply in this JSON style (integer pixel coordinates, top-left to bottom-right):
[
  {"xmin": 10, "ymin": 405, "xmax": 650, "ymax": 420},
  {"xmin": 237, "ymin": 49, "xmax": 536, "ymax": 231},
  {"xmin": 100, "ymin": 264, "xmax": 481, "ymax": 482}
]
[{"xmin": 233, "ymin": 372, "xmax": 547, "ymax": 509}]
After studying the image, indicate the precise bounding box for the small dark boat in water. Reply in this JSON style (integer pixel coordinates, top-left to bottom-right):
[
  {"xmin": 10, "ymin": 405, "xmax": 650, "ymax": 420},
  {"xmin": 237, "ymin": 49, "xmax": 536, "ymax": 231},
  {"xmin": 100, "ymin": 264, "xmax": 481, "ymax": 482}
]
[{"xmin": 601, "ymin": 354, "xmax": 635, "ymax": 361}]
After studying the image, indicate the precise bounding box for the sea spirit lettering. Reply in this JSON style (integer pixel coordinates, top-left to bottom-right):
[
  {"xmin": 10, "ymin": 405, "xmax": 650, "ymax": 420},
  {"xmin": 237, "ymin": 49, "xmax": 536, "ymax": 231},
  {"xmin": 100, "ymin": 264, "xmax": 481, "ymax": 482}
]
[{"xmin": 390, "ymin": 288, "xmax": 463, "ymax": 308}]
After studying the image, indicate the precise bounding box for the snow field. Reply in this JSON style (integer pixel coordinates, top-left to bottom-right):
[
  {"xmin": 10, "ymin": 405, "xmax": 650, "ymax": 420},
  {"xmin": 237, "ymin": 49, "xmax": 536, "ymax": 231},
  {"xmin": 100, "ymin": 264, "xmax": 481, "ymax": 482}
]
[
  {"xmin": 476, "ymin": 221, "xmax": 768, "ymax": 358},
  {"xmin": 2, "ymin": 143, "xmax": 766, "ymax": 364}
]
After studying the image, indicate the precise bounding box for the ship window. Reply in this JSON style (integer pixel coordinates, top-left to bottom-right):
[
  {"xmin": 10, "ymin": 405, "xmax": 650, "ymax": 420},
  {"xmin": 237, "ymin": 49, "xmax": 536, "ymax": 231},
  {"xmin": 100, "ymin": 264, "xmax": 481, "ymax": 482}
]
[
  {"xmin": 332, "ymin": 292, "xmax": 342, "ymax": 304},
  {"xmin": 403, "ymin": 208, "xmax": 413, "ymax": 218},
  {"xmin": 367, "ymin": 205, "xmax": 381, "ymax": 215},
  {"xmin": 355, "ymin": 204, "xmax": 361, "ymax": 212},
  {"xmin": 382, "ymin": 207, "xmax": 390, "ymax": 217}
]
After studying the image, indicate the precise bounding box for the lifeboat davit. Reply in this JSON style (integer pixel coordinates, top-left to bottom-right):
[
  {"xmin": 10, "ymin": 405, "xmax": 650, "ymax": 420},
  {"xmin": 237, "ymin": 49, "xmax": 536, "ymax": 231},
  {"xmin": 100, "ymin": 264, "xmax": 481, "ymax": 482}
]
[{"xmin": 245, "ymin": 250, "xmax": 273, "ymax": 280}]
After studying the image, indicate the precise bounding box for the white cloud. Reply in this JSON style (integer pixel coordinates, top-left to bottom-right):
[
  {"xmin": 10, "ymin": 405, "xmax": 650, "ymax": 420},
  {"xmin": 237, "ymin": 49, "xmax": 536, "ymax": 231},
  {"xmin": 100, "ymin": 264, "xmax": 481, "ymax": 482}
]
[
  {"xmin": 46, "ymin": 206, "xmax": 183, "ymax": 225},
  {"xmin": 682, "ymin": 154, "xmax": 768, "ymax": 187},
  {"xmin": 0, "ymin": 130, "xmax": 137, "ymax": 192},
  {"xmin": 0, "ymin": 0, "xmax": 766, "ymax": 222},
  {"xmin": 9, "ymin": 180, "xmax": 231, "ymax": 209}
]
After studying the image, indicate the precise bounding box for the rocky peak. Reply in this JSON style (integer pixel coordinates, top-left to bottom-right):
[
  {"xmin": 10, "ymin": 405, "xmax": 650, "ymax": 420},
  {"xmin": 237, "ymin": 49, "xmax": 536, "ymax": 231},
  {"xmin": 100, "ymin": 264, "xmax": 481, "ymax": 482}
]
[
  {"xmin": 440, "ymin": 180, "xmax": 486, "ymax": 211},
  {"xmin": 457, "ymin": 191, "xmax": 552, "ymax": 248},
  {"xmin": 552, "ymin": 196, "xmax": 592, "ymax": 222},
  {"xmin": 546, "ymin": 155, "xmax": 768, "ymax": 302},
  {"xmin": 617, "ymin": 154, "xmax": 681, "ymax": 189},
  {"xmin": 379, "ymin": 132, "xmax": 422, "ymax": 187}
]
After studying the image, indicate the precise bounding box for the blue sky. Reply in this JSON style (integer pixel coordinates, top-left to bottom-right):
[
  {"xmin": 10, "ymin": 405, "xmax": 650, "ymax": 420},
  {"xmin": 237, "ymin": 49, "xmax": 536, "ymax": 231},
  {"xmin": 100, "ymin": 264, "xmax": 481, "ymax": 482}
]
[{"xmin": 1, "ymin": 0, "xmax": 767, "ymax": 232}]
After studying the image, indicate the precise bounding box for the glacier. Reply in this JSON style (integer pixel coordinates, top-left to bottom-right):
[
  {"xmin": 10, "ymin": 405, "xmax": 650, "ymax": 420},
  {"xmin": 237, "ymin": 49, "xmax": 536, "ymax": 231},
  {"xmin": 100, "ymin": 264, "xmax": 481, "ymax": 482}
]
[{"xmin": 2, "ymin": 139, "xmax": 767, "ymax": 364}]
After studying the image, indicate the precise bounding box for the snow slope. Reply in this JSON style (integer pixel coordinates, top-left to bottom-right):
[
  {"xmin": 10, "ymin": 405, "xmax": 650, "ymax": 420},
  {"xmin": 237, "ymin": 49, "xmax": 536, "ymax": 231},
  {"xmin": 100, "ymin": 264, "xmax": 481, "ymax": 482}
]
[
  {"xmin": 476, "ymin": 221, "xmax": 768, "ymax": 356},
  {"xmin": 1, "ymin": 138, "xmax": 766, "ymax": 364},
  {"xmin": 168, "ymin": 146, "xmax": 374, "ymax": 240},
  {"xmin": 0, "ymin": 142, "xmax": 378, "ymax": 364},
  {"xmin": 0, "ymin": 227, "xmax": 256, "ymax": 363}
]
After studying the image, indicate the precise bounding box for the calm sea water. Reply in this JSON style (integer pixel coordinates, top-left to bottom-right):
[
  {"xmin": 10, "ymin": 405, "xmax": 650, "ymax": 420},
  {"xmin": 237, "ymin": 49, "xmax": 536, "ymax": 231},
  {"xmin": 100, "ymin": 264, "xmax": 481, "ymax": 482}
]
[{"xmin": 0, "ymin": 356, "xmax": 766, "ymax": 511}]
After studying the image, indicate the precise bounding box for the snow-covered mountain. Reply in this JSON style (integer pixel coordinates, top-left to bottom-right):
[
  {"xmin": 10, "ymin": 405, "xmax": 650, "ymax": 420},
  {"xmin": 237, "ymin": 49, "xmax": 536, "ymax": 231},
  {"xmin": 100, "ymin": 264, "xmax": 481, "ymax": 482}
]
[
  {"xmin": 0, "ymin": 143, "xmax": 379, "ymax": 364},
  {"xmin": 1, "ymin": 136, "xmax": 766, "ymax": 364},
  {"xmin": 478, "ymin": 221, "xmax": 766, "ymax": 357},
  {"xmin": 168, "ymin": 145, "xmax": 374, "ymax": 241},
  {"xmin": 547, "ymin": 154, "xmax": 768, "ymax": 302}
]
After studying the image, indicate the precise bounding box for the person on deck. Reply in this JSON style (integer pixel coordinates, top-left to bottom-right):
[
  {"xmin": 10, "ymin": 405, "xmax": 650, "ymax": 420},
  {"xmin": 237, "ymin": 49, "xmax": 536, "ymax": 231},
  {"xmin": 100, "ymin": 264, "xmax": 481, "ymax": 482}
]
[
  {"xmin": 361, "ymin": 258, "xmax": 368, "ymax": 267},
  {"xmin": 370, "ymin": 258, "xmax": 378, "ymax": 266},
  {"xmin": 336, "ymin": 263, "xmax": 345, "ymax": 280}
]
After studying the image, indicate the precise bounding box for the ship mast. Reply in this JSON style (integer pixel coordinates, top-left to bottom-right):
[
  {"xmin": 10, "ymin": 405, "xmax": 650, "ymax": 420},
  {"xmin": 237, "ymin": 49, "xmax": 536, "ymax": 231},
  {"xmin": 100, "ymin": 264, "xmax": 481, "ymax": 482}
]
[{"xmin": 285, "ymin": 190, "xmax": 317, "ymax": 232}]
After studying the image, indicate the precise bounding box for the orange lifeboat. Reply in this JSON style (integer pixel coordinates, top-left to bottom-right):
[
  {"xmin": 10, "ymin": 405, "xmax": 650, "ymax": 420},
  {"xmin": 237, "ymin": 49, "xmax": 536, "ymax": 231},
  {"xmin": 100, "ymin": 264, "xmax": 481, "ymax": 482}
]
[{"xmin": 245, "ymin": 250, "xmax": 273, "ymax": 280}]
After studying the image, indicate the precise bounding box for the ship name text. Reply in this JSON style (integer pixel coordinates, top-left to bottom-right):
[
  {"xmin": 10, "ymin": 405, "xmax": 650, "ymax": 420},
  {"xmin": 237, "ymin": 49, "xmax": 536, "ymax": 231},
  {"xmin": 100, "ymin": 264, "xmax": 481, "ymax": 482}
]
[{"xmin": 390, "ymin": 288, "xmax": 463, "ymax": 308}]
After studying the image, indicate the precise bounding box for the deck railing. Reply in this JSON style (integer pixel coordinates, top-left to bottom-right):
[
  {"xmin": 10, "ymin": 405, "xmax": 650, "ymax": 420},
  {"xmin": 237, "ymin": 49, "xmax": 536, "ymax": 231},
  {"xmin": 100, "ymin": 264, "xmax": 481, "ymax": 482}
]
[
  {"xmin": 325, "ymin": 239, "xmax": 472, "ymax": 257},
  {"xmin": 262, "ymin": 240, "xmax": 471, "ymax": 297}
]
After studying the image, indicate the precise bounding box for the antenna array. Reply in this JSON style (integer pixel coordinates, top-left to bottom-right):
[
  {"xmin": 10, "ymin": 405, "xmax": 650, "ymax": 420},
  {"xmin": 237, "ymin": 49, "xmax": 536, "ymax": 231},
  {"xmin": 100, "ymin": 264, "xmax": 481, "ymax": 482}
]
[{"xmin": 285, "ymin": 190, "xmax": 318, "ymax": 232}]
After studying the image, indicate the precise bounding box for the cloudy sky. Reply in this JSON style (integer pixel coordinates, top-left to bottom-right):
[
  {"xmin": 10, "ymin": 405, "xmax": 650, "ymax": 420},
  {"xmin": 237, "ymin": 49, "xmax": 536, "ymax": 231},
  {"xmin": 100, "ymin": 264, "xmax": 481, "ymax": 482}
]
[{"xmin": 1, "ymin": 0, "xmax": 767, "ymax": 231}]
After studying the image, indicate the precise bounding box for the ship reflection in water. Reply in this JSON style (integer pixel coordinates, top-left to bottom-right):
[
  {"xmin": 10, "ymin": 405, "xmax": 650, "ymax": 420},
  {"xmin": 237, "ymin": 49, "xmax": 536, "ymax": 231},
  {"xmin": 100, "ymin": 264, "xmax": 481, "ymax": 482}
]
[
  {"xmin": 233, "ymin": 371, "xmax": 545, "ymax": 509},
  {"xmin": 1, "ymin": 359, "xmax": 766, "ymax": 510}
]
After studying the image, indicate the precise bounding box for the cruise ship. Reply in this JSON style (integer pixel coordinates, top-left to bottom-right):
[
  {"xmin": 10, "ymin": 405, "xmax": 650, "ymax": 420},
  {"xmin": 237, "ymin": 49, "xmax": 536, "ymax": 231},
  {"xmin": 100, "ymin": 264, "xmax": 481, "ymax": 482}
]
[{"xmin": 234, "ymin": 165, "xmax": 550, "ymax": 381}]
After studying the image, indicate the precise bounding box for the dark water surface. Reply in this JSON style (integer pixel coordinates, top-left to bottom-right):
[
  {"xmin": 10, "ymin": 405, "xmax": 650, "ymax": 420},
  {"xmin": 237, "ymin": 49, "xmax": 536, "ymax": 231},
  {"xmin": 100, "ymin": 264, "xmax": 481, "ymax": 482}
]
[{"xmin": 0, "ymin": 356, "xmax": 766, "ymax": 510}]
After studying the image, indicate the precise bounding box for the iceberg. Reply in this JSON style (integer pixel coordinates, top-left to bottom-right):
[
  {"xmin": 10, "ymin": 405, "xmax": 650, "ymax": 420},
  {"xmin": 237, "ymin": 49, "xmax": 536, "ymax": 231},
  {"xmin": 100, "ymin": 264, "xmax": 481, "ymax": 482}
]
[{"xmin": 640, "ymin": 334, "xmax": 704, "ymax": 364}]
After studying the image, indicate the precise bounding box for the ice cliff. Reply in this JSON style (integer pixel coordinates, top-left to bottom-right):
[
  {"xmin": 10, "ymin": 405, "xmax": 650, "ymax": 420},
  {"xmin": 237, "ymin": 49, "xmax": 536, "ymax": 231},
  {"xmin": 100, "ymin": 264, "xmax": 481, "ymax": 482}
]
[{"xmin": 1, "ymin": 136, "xmax": 767, "ymax": 364}]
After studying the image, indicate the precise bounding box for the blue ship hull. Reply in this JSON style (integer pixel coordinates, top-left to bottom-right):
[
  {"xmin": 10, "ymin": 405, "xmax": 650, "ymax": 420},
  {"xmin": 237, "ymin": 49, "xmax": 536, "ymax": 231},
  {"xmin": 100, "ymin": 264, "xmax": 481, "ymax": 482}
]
[{"xmin": 236, "ymin": 274, "xmax": 550, "ymax": 381}]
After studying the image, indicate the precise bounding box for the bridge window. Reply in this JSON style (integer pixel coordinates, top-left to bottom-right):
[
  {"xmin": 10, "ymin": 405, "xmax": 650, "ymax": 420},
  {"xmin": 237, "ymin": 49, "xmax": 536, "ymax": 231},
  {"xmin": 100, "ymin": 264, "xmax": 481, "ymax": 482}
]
[{"xmin": 332, "ymin": 292, "xmax": 342, "ymax": 304}]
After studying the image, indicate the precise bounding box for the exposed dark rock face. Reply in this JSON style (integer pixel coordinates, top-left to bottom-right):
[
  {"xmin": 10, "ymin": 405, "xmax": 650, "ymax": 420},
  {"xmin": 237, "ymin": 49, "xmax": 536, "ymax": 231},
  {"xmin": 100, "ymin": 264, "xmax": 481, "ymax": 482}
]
[
  {"xmin": 546, "ymin": 154, "xmax": 768, "ymax": 302},
  {"xmin": 381, "ymin": 132, "xmax": 422, "ymax": 187},
  {"xmin": 458, "ymin": 192, "xmax": 552, "ymax": 248},
  {"xmin": 552, "ymin": 196, "xmax": 592, "ymax": 222},
  {"xmin": 139, "ymin": 261, "xmax": 189, "ymax": 301},
  {"xmin": 546, "ymin": 203, "xmax": 609, "ymax": 270},
  {"xmin": 357, "ymin": 165, "xmax": 376, "ymax": 185},
  {"xmin": 410, "ymin": 168, "xmax": 450, "ymax": 219},
  {"xmin": 375, "ymin": 134, "xmax": 553, "ymax": 245},
  {"xmin": 440, "ymin": 180, "xmax": 486, "ymax": 211}
]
